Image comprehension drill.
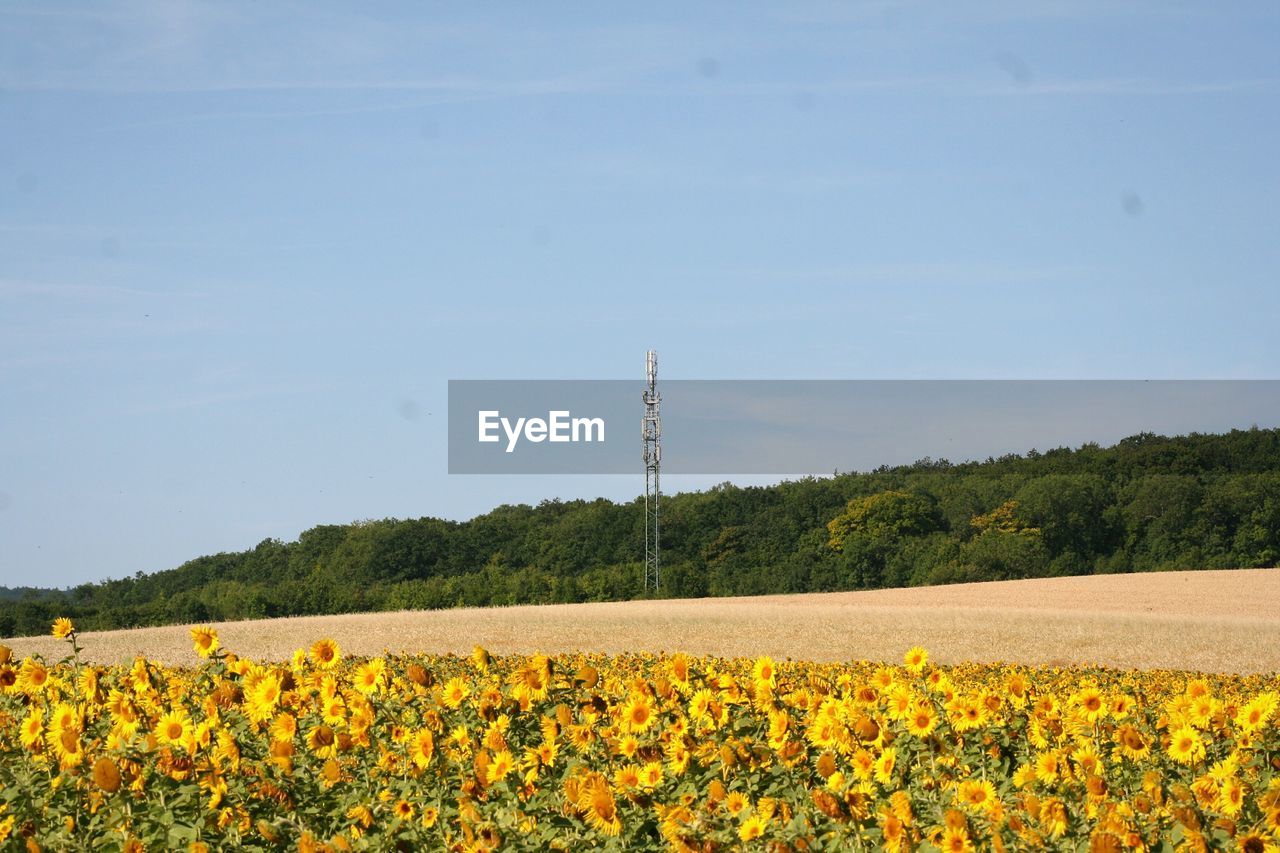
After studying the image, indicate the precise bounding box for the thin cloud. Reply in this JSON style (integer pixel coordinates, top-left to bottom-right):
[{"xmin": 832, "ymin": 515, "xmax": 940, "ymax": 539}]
[
  {"xmin": 0, "ymin": 280, "xmax": 180, "ymax": 300},
  {"xmin": 29, "ymin": 65, "xmax": 656, "ymax": 131},
  {"xmin": 91, "ymin": 88, "xmax": 574, "ymax": 132},
  {"xmin": 10, "ymin": 73, "xmax": 618, "ymax": 96},
  {"xmin": 673, "ymin": 262, "xmax": 1092, "ymax": 286},
  {"xmin": 979, "ymin": 77, "xmax": 1278, "ymax": 96},
  {"xmin": 485, "ymin": 73, "xmax": 1275, "ymax": 102},
  {"xmin": 128, "ymin": 381, "xmax": 337, "ymax": 414}
]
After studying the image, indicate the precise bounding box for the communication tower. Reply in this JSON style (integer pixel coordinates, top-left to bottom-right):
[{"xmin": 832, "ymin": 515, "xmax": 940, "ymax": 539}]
[{"xmin": 642, "ymin": 350, "xmax": 661, "ymax": 592}]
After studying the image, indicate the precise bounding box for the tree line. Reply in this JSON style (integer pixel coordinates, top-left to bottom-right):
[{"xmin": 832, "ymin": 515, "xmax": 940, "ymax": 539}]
[{"xmin": 3, "ymin": 427, "xmax": 1279, "ymax": 638}]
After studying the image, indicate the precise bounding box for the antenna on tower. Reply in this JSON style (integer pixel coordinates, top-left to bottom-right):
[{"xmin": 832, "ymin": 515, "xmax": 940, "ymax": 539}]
[{"xmin": 642, "ymin": 350, "xmax": 661, "ymax": 593}]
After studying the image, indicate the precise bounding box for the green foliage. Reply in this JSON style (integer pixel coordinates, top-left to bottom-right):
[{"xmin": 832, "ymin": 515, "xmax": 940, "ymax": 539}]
[
  {"xmin": 826, "ymin": 490, "xmax": 943, "ymax": 552},
  {"xmin": 5, "ymin": 427, "xmax": 1280, "ymax": 637},
  {"xmin": 824, "ymin": 490, "xmax": 943, "ymax": 589},
  {"xmin": 970, "ymin": 500, "xmax": 1040, "ymax": 538},
  {"xmin": 955, "ymin": 528, "xmax": 1051, "ymax": 582},
  {"xmin": 1012, "ymin": 473, "xmax": 1117, "ymax": 569}
]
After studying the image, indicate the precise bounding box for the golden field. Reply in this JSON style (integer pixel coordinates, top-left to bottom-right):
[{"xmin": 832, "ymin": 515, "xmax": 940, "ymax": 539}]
[
  {"xmin": 2, "ymin": 612, "xmax": 1280, "ymax": 850},
  {"xmin": 6, "ymin": 570, "xmax": 1280, "ymax": 673}
]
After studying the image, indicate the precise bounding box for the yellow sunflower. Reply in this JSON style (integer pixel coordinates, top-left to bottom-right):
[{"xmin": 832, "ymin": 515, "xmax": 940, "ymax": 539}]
[
  {"xmin": 510, "ymin": 654, "xmax": 552, "ymax": 703},
  {"xmin": 620, "ymin": 693, "xmax": 656, "ymax": 734},
  {"xmin": 873, "ymin": 748, "xmax": 896, "ymax": 786},
  {"xmin": 48, "ymin": 702, "xmax": 80, "ymax": 737},
  {"xmin": 1220, "ymin": 776, "xmax": 1245, "ymax": 817},
  {"xmin": 1040, "ymin": 797, "xmax": 1068, "ymax": 838},
  {"xmin": 92, "ymin": 757, "xmax": 122, "ymax": 794},
  {"xmin": 688, "ymin": 688, "xmax": 715, "ymax": 724},
  {"xmin": 907, "ymin": 702, "xmax": 938, "ymax": 738},
  {"xmin": 578, "ymin": 776, "xmax": 621, "ymax": 836},
  {"xmin": 1072, "ymin": 687, "xmax": 1105, "ymax": 722},
  {"xmin": 1034, "ymin": 750, "xmax": 1061, "ymax": 784},
  {"xmin": 1115, "ymin": 724, "xmax": 1150, "ymax": 761},
  {"xmin": 879, "ymin": 812, "xmax": 907, "ymax": 853},
  {"xmin": 440, "ymin": 676, "xmax": 471, "ymax": 709},
  {"xmin": 1167, "ymin": 725, "xmax": 1205, "ymax": 765},
  {"xmin": 410, "ymin": 729, "xmax": 435, "ymax": 769},
  {"xmin": 938, "ymin": 826, "xmax": 974, "ymax": 853},
  {"xmin": 616, "ymin": 734, "xmax": 639, "ymax": 758},
  {"xmin": 668, "ymin": 653, "xmax": 691, "ymax": 691},
  {"xmin": 752, "ymin": 656, "xmax": 777, "ymax": 691},
  {"xmin": 190, "ymin": 626, "xmax": 219, "ymax": 659},
  {"xmin": 18, "ymin": 659, "xmax": 50, "ymax": 694},
  {"xmin": 639, "ymin": 761, "xmax": 664, "ymax": 789},
  {"xmin": 613, "ymin": 764, "xmax": 641, "ymax": 790},
  {"xmin": 19, "ymin": 710, "xmax": 43, "ymax": 749},
  {"xmin": 353, "ymin": 659, "xmax": 385, "ymax": 695},
  {"xmin": 486, "ymin": 749, "xmax": 515, "ymax": 785},
  {"xmin": 1238, "ymin": 693, "xmax": 1277, "ymax": 734},
  {"xmin": 738, "ymin": 814, "xmax": 768, "ymax": 842},
  {"xmin": 155, "ymin": 709, "xmax": 193, "ymax": 749},
  {"xmin": 724, "ymin": 790, "xmax": 750, "ymax": 815},
  {"xmin": 957, "ymin": 778, "xmax": 997, "ymax": 814},
  {"xmin": 245, "ymin": 674, "xmax": 283, "ymax": 723},
  {"xmin": 309, "ymin": 638, "xmax": 341, "ymax": 670},
  {"xmin": 50, "ymin": 725, "xmax": 85, "ymax": 768},
  {"xmin": 903, "ymin": 646, "xmax": 928, "ymax": 674},
  {"xmin": 306, "ymin": 725, "xmax": 339, "ymax": 760},
  {"xmin": 269, "ymin": 713, "xmax": 297, "ymax": 742}
]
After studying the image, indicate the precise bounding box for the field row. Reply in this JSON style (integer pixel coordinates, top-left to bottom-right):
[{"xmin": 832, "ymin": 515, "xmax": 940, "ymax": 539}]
[{"xmin": 1, "ymin": 621, "xmax": 1279, "ymax": 850}]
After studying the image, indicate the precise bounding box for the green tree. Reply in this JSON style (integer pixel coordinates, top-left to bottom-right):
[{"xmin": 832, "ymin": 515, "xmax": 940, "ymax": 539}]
[
  {"xmin": 826, "ymin": 491, "xmax": 944, "ymax": 589},
  {"xmin": 1013, "ymin": 474, "xmax": 1116, "ymax": 570},
  {"xmin": 1119, "ymin": 475, "xmax": 1203, "ymax": 568}
]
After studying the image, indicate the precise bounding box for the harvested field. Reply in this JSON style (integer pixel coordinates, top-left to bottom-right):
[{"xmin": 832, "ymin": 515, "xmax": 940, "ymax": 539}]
[{"xmin": 5, "ymin": 569, "xmax": 1279, "ymax": 673}]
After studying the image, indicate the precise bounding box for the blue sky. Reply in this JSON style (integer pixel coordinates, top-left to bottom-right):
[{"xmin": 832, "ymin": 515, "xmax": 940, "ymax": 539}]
[{"xmin": 2, "ymin": 1, "xmax": 1278, "ymax": 588}]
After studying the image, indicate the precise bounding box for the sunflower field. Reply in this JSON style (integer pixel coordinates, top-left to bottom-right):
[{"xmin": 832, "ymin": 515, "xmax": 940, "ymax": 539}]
[{"xmin": 1, "ymin": 622, "xmax": 1279, "ymax": 851}]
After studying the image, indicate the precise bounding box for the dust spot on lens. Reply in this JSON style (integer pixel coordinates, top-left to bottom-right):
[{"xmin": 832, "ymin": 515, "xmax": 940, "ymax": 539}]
[
  {"xmin": 1121, "ymin": 191, "xmax": 1144, "ymax": 217},
  {"xmin": 101, "ymin": 236, "xmax": 121, "ymax": 258},
  {"xmin": 16, "ymin": 172, "xmax": 37, "ymax": 193},
  {"xmin": 398, "ymin": 400, "xmax": 421, "ymax": 421},
  {"xmin": 995, "ymin": 52, "xmax": 1033, "ymax": 86},
  {"xmin": 696, "ymin": 57, "xmax": 720, "ymax": 79}
]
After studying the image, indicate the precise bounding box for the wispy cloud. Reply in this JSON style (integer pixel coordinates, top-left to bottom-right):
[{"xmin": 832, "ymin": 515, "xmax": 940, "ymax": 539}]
[
  {"xmin": 978, "ymin": 77, "xmax": 1279, "ymax": 96},
  {"xmin": 671, "ymin": 261, "xmax": 1092, "ymax": 286},
  {"xmin": 569, "ymin": 153, "xmax": 890, "ymax": 194},
  {"xmin": 127, "ymin": 381, "xmax": 336, "ymax": 414},
  {"xmin": 4, "ymin": 0, "xmax": 1271, "ymax": 118},
  {"xmin": 651, "ymin": 74, "xmax": 1278, "ymax": 99},
  {"xmin": 0, "ymin": 279, "xmax": 183, "ymax": 300},
  {"xmin": 0, "ymin": 1, "xmax": 669, "ymax": 100},
  {"xmin": 50, "ymin": 71, "xmax": 1268, "ymax": 100},
  {"xmin": 769, "ymin": 0, "xmax": 1176, "ymax": 25},
  {"xmin": 86, "ymin": 76, "xmax": 618, "ymax": 131},
  {"xmin": 8, "ymin": 72, "xmax": 624, "ymax": 96},
  {"xmin": 0, "ymin": 223, "xmax": 328, "ymax": 255}
]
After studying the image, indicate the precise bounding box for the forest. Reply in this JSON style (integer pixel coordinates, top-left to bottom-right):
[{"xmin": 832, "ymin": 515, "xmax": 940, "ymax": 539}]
[{"xmin": 3, "ymin": 427, "xmax": 1279, "ymax": 637}]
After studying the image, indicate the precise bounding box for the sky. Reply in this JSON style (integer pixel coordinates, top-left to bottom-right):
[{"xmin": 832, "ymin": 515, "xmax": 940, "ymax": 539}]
[{"xmin": 1, "ymin": 1, "xmax": 1278, "ymax": 588}]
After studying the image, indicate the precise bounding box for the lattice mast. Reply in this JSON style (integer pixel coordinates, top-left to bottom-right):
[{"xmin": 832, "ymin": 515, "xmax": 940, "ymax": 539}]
[{"xmin": 642, "ymin": 350, "xmax": 661, "ymax": 593}]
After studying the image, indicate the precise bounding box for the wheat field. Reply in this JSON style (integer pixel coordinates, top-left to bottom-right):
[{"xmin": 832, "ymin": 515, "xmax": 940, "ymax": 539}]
[{"xmin": 5, "ymin": 569, "xmax": 1278, "ymax": 673}]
